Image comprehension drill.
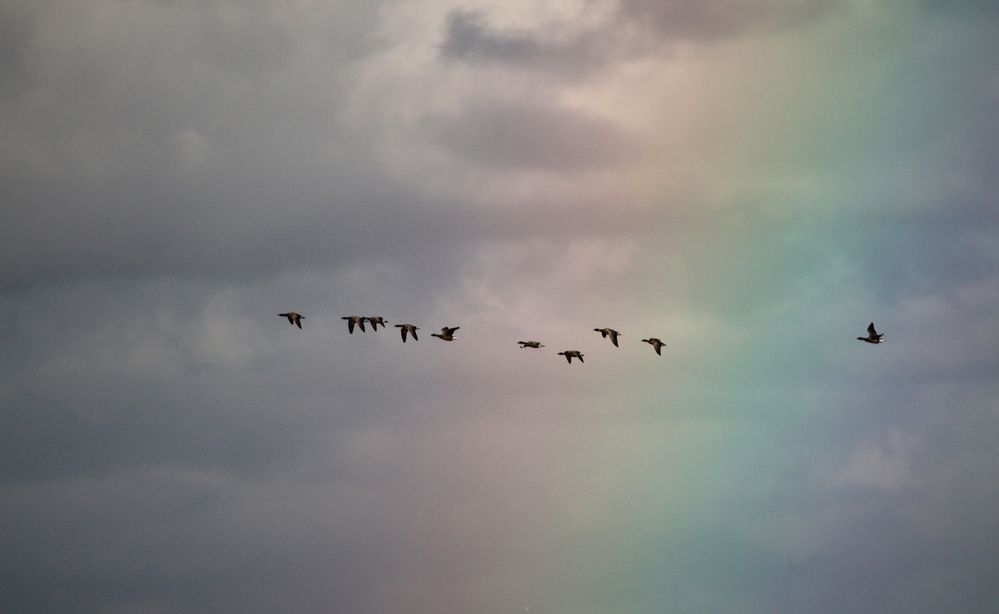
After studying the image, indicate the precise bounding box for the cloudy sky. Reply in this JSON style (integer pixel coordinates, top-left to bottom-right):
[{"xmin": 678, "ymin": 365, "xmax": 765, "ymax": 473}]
[{"xmin": 2, "ymin": 0, "xmax": 998, "ymax": 612}]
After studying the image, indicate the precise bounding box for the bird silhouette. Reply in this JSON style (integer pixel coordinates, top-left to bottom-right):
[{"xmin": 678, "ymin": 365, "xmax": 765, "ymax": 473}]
[
  {"xmin": 594, "ymin": 328, "xmax": 621, "ymax": 347},
  {"xmin": 366, "ymin": 316, "xmax": 388, "ymax": 330},
  {"xmin": 518, "ymin": 341, "xmax": 544, "ymax": 349},
  {"xmin": 857, "ymin": 322, "xmax": 884, "ymax": 344},
  {"xmin": 558, "ymin": 350, "xmax": 584, "ymax": 364},
  {"xmin": 342, "ymin": 315, "xmax": 367, "ymax": 334},
  {"xmin": 394, "ymin": 323, "xmax": 419, "ymax": 343},
  {"xmin": 641, "ymin": 338, "xmax": 666, "ymax": 355},
  {"xmin": 431, "ymin": 326, "xmax": 460, "ymax": 341},
  {"xmin": 278, "ymin": 312, "xmax": 305, "ymax": 329}
]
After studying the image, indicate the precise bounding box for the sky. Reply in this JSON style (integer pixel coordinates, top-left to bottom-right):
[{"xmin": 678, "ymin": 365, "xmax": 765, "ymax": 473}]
[{"xmin": 1, "ymin": 0, "xmax": 998, "ymax": 612}]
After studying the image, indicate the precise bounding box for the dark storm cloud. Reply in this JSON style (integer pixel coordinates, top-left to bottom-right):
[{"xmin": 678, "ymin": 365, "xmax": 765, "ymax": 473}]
[
  {"xmin": 439, "ymin": 0, "xmax": 844, "ymax": 74},
  {"xmin": 440, "ymin": 8, "xmax": 616, "ymax": 76},
  {"xmin": 0, "ymin": 0, "xmax": 488, "ymax": 291}
]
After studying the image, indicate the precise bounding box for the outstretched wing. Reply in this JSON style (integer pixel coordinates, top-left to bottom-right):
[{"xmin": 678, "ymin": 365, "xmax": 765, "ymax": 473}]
[{"xmin": 867, "ymin": 322, "xmax": 877, "ymax": 336}]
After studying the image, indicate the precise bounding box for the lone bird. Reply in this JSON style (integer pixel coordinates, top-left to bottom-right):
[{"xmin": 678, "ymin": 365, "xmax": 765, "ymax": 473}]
[
  {"xmin": 341, "ymin": 315, "xmax": 367, "ymax": 334},
  {"xmin": 518, "ymin": 341, "xmax": 544, "ymax": 349},
  {"xmin": 278, "ymin": 312, "xmax": 305, "ymax": 329},
  {"xmin": 642, "ymin": 338, "xmax": 666, "ymax": 355},
  {"xmin": 394, "ymin": 323, "xmax": 419, "ymax": 342},
  {"xmin": 857, "ymin": 322, "xmax": 884, "ymax": 344},
  {"xmin": 366, "ymin": 316, "xmax": 388, "ymax": 330},
  {"xmin": 558, "ymin": 350, "xmax": 584, "ymax": 364},
  {"xmin": 594, "ymin": 328, "xmax": 622, "ymax": 347},
  {"xmin": 431, "ymin": 326, "xmax": 460, "ymax": 341}
]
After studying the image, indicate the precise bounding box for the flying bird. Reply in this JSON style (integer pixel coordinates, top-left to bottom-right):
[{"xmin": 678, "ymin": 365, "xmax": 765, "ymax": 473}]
[
  {"xmin": 642, "ymin": 338, "xmax": 666, "ymax": 355},
  {"xmin": 857, "ymin": 322, "xmax": 884, "ymax": 344},
  {"xmin": 278, "ymin": 312, "xmax": 305, "ymax": 329},
  {"xmin": 518, "ymin": 341, "xmax": 544, "ymax": 349},
  {"xmin": 394, "ymin": 323, "xmax": 419, "ymax": 343},
  {"xmin": 558, "ymin": 350, "xmax": 584, "ymax": 364},
  {"xmin": 366, "ymin": 316, "xmax": 388, "ymax": 330},
  {"xmin": 594, "ymin": 328, "xmax": 622, "ymax": 347},
  {"xmin": 342, "ymin": 315, "xmax": 367, "ymax": 334},
  {"xmin": 431, "ymin": 326, "xmax": 460, "ymax": 341}
]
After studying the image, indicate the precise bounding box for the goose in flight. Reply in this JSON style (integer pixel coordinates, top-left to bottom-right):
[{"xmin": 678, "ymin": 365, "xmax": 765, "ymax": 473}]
[
  {"xmin": 431, "ymin": 326, "xmax": 460, "ymax": 341},
  {"xmin": 593, "ymin": 328, "xmax": 622, "ymax": 347},
  {"xmin": 366, "ymin": 316, "xmax": 388, "ymax": 330},
  {"xmin": 278, "ymin": 312, "xmax": 305, "ymax": 329},
  {"xmin": 857, "ymin": 322, "xmax": 884, "ymax": 344},
  {"xmin": 342, "ymin": 315, "xmax": 367, "ymax": 334},
  {"xmin": 642, "ymin": 338, "xmax": 666, "ymax": 355},
  {"xmin": 394, "ymin": 323, "xmax": 419, "ymax": 343},
  {"xmin": 558, "ymin": 350, "xmax": 584, "ymax": 364},
  {"xmin": 518, "ymin": 341, "xmax": 544, "ymax": 349}
]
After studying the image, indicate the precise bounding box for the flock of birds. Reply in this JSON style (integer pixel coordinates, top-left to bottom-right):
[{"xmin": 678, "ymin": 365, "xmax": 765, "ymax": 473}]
[{"xmin": 278, "ymin": 312, "xmax": 885, "ymax": 363}]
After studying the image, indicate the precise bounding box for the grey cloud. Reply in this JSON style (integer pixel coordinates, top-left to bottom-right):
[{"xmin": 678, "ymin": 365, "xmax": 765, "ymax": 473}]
[
  {"xmin": 426, "ymin": 97, "xmax": 637, "ymax": 172},
  {"xmin": 439, "ymin": 0, "xmax": 843, "ymax": 74},
  {"xmin": 440, "ymin": 8, "xmax": 617, "ymax": 77},
  {"xmin": 617, "ymin": 0, "xmax": 843, "ymax": 41},
  {"xmin": 2, "ymin": 1, "xmax": 999, "ymax": 613},
  {"xmin": 0, "ymin": 1, "xmax": 34, "ymax": 94}
]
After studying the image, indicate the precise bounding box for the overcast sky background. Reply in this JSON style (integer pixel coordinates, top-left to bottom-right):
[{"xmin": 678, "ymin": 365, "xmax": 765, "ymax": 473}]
[{"xmin": 1, "ymin": 0, "xmax": 998, "ymax": 612}]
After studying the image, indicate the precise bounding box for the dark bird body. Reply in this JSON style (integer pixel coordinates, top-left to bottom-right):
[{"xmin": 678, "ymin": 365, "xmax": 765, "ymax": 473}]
[
  {"xmin": 279, "ymin": 312, "xmax": 305, "ymax": 329},
  {"xmin": 857, "ymin": 322, "xmax": 884, "ymax": 344},
  {"xmin": 558, "ymin": 350, "xmax": 584, "ymax": 364},
  {"xmin": 394, "ymin": 323, "xmax": 419, "ymax": 342},
  {"xmin": 594, "ymin": 328, "xmax": 621, "ymax": 347},
  {"xmin": 342, "ymin": 315, "xmax": 367, "ymax": 334},
  {"xmin": 366, "ymin": 316, "xmax": 388, "ymax": 330},
  {"xmin": 642, "ymin": 337, "xmax": 666, "ymax": 355},
  {"xmin": 431, "ymin": 326, "xmax": 460, "ymax": 341}
]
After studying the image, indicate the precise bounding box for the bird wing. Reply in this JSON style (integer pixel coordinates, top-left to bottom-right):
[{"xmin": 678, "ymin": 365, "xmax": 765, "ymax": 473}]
[
  {"xmin": 412, "ymin": 329, "xmax": 418, "ymax": 341},
  {"xmin": 654, "ymin": 344, "xmax": 661, "ymax": 355},
  {"xmin": 578, "ymin": 354, "xmax": 584, "ymax": 363},
  {"xmin": 610, "ymin": 332, "xmax": 619, "ymax": 347},
  {"xmin": 295, "ymin": 317, "xmax": 302, "ymax": 329},
  {"xmin": 867, "ymin": 322, "xmax": 877, "ymax": 336}
]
